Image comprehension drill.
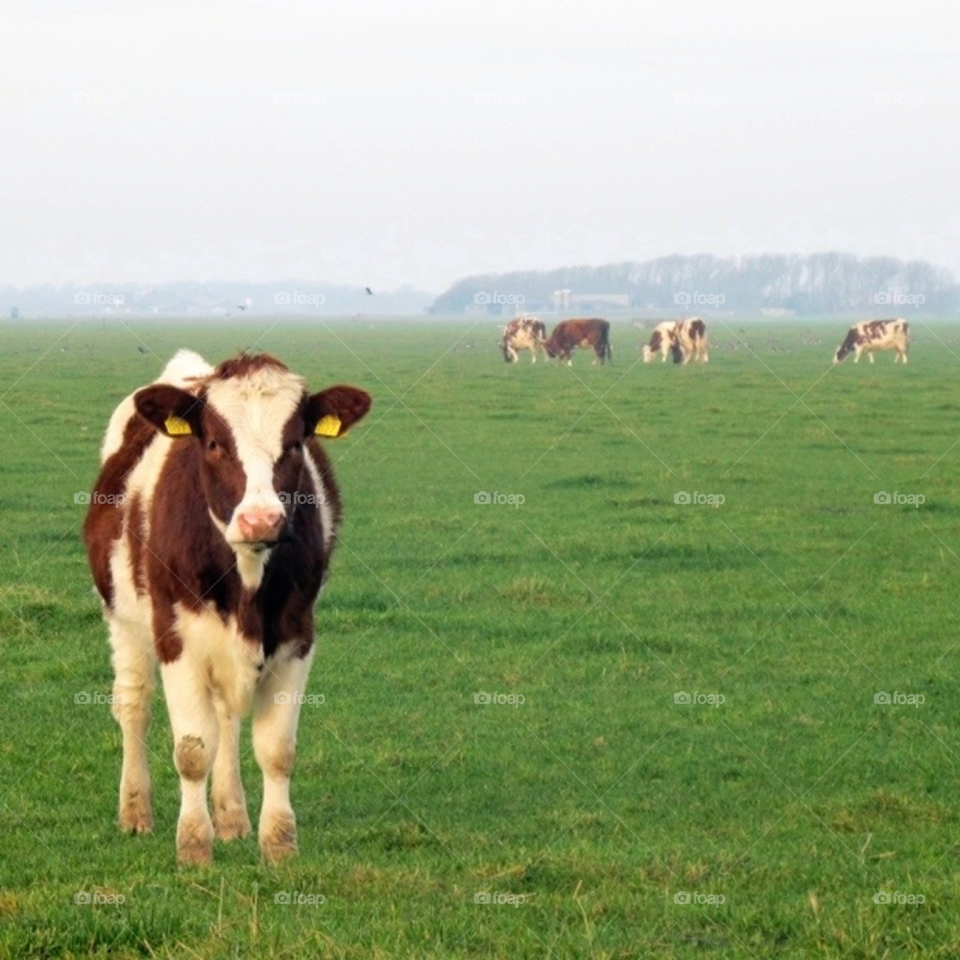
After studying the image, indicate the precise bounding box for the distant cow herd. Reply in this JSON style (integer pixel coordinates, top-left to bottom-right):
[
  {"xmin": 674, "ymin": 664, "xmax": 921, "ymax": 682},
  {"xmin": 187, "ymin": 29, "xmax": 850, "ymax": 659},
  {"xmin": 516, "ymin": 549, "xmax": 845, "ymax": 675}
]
[{"xmin": 500, "ymin": 316, "xmax": 910, "ymax": 366}]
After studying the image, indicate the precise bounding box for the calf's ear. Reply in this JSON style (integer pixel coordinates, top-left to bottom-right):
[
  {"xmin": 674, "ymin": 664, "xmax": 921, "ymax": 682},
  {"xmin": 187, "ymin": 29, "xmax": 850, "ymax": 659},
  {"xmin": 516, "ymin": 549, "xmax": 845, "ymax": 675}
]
[
  {"xmin": 305, "ymin": 386, "xmax": 372, "ymax": 439},
  {"xmin": 134, "ymin": 385, "xmax": 205, "ymax": 437}
]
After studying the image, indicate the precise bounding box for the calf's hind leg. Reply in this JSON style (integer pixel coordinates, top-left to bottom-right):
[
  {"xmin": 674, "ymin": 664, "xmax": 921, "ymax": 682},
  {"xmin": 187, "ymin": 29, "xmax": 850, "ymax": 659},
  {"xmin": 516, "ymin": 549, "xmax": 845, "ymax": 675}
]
[{"xmin": 212, "ymin": 697, "xmax": 251, "ymax": 840}]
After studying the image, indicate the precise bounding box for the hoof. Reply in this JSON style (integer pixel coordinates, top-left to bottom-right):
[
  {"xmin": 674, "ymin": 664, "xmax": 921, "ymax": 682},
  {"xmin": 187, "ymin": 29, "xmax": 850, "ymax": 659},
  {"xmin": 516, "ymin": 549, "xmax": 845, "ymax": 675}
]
[
  {"xmin": 214, "ymin": 806, "xmax": 252, "ymax": 841},
  {"xmin": 261, "ymin": 839, "xmax": 298, "ymax": 864},
  {"xmin": 260, "ymin": 813, "xmax": 297, "ymax": 864},
  {"xmin": 177, "ymin": 819, "xmax": 214, "ymax": 866},
  {"xmin": 119, "ymin": 793, "xmax": 153, "ymax": 834},
  {"xmin": 177, "ymin": 840, "xmax": 213, "ymax": 866}
]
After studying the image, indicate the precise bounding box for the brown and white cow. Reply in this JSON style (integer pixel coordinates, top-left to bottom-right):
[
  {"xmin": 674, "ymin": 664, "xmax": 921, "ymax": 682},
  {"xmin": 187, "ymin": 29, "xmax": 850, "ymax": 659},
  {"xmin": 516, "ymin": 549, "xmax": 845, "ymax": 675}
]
[
  {"xmin": 642, "ymin": 318, "xmax": 708, "ymax": 364},
  {"xmin": 642, "ymin": 321, "xmax": 683, "ymax": 363},
  {"xmin": 834, "ymin": 319, "xmax": 909, "ymax": 364},
  {"xmin": 83, "ymin": 350, "xmax": 371, "ymax": 865},
  {"xmin": 501, "ymin": 317, "xmax": 547, "ymax": 363},
  {"xmin": 543, "ymin": 318, "xmax": 612, "ymax": 365}
]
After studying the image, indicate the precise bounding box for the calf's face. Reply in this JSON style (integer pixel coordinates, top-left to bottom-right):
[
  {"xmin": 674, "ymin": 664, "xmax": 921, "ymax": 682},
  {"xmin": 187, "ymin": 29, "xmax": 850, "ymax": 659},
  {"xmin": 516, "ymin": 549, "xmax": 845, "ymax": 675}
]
[{"xmin": 134, "ymin": 375, "xmax": 371, "ymax": 549}]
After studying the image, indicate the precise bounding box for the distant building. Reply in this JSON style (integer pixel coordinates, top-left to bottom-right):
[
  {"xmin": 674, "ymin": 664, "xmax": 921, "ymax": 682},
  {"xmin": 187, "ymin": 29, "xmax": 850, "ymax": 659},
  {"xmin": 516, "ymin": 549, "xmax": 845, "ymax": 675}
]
[
  {"xmin": 568, "ymin": 293, "xmax": 630, "ymax": 313},
  {"xmin": 9, "ymin": 307, "xmax": 18, "ymax": 320}
]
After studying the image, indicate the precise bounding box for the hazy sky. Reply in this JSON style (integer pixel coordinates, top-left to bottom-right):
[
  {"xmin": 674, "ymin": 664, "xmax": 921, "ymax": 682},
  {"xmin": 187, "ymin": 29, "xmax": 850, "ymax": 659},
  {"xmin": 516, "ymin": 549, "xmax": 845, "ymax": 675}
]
[{"xmin": 3, "ymin": 0, "xmax": 959, "ymax": 291}]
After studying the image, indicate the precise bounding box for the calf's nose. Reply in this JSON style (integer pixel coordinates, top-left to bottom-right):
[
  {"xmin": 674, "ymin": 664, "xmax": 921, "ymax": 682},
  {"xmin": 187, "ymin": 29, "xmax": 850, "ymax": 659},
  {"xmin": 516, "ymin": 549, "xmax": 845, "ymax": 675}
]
[{"xmin": 237, "ymin": 510, "xmax": 285, "ymax": 543}]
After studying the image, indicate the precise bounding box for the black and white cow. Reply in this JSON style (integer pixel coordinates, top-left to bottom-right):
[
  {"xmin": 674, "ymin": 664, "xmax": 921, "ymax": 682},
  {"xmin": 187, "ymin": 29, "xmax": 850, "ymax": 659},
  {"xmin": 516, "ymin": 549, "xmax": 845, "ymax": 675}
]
[{"xmin": 834, "ymin": 319, "xmax": 909, "ymax": 364}]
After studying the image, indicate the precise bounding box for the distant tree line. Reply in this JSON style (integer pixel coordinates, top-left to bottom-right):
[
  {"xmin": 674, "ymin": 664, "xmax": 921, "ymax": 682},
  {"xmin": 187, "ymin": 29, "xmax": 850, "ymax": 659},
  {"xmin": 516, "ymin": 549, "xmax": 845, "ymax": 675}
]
[{"xmin": 429, "ymin": 253, "xmax": 957, "ymax": 315}]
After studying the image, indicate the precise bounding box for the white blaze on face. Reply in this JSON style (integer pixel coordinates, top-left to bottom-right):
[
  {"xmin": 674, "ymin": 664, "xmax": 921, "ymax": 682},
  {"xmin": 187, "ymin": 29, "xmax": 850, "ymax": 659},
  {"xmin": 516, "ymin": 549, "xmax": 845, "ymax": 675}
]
[{"xmin": 206, "ymin": 366, "xmax": 306, "ymax": 547}]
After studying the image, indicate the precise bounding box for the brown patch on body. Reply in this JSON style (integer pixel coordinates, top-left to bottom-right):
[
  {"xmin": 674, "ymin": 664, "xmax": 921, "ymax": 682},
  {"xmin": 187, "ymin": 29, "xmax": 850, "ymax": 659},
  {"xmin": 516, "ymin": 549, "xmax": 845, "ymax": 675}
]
[{"xmin": 83, "ymin": 416, "xmax": 156, "ymax": 608}]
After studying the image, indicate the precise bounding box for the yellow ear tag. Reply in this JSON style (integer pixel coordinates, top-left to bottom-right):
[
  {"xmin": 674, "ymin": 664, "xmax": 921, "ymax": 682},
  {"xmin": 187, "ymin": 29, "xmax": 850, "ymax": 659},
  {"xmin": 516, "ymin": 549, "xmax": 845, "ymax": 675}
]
[
  {"xmin": 165, "ymin": 415, "xmax": 193, "ymax": 436},
  {"xmin": 315, "ymin": 414, "xmax": 342, "ymax": 438}
]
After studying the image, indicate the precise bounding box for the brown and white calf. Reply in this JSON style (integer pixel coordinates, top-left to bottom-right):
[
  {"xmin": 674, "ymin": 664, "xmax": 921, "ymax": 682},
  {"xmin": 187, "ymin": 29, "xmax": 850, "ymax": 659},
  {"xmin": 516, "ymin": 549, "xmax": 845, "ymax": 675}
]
[
  {"xmin": 543, "ymin": 318, "xmax": 612, "ymax": 365},
  {"xmin": 642, "ymin": 318, "xmax": 708, "ymax": 364},
  {"xmin": 501, "ymin": 317, "xmax": 547, "ymax": 363},
  {"xmin": 834, "ymin": 319, "xmax": 909, "ymax": 364},
  {"xmin": 83, "ymin": 350, "xmax": 371, "ymax": 864}
]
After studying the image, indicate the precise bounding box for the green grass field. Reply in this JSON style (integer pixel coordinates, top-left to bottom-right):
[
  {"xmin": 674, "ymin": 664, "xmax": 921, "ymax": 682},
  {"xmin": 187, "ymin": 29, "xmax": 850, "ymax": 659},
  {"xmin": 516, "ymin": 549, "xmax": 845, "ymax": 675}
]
[{"xmin": 2, "ymin": 316, "xmax": 960, "ymax": 958}]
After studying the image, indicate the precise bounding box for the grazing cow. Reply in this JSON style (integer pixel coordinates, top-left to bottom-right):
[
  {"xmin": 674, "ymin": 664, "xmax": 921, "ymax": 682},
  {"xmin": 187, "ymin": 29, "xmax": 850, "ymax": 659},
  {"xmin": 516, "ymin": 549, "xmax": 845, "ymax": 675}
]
[
  {"xmin": 501, "ymin": 317, "xmax": 547, "ymax": 363},
  {"xmin": 642, "ymin": 318, "xmax": 709, "ymax": 364},
  {"xmin": 544, "ymin": 318, "xmax": 612, "ymax": 365},
  {"xmin": 642, "ymin": 321, "xmax": 683, "ymax": 363},
  {"xmin": 83, "ymin": 350, "xmax": 371, "ymax": 865},
  {"xmin": 834, "ymin": 319, "xmax": 909, "ymax": 364}
]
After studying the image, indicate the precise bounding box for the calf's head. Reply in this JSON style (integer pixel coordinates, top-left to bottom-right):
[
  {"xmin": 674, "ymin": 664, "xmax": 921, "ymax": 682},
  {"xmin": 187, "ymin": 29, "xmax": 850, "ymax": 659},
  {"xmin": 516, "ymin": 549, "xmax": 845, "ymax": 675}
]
[{"xmin": 134, "ymin": 356, "xmax": 371, "ymax": 554}]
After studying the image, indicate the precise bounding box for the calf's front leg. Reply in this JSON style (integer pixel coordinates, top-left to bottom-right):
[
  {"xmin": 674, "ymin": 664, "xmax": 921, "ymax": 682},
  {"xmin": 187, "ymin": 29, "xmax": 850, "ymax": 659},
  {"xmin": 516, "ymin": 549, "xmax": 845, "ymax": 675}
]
[
  {"xmin": 161, "ymin": 656, "xmax": 219, "ymax": 865},
  {"xmin": 253, "ymin": 648, "xmax": 314, "ymax": 863}
]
